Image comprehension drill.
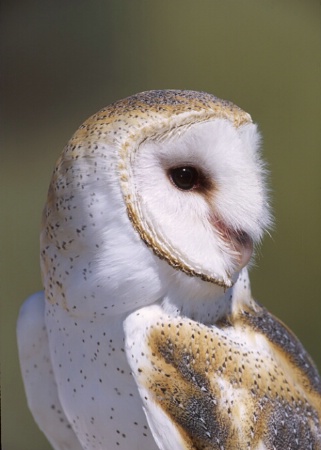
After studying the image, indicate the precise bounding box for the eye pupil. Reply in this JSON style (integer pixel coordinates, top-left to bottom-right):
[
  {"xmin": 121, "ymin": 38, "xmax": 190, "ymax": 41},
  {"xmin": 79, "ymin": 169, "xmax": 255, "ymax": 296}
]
[{"xmin": 169, "ymin": 166, "xmax": 199, "ymax": 190}]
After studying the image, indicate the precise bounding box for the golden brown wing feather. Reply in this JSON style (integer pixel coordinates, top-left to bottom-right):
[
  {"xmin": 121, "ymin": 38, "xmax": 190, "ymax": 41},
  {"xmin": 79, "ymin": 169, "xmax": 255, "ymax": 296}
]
[{"xmin": 129, "ymin": 301, "xmax": 321, "ymax": 450}]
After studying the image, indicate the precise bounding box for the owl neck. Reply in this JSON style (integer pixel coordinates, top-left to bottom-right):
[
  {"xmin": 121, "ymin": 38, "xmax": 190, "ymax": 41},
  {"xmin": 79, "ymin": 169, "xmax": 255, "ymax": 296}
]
[{"xmin": 160, "ymin": 268, "xmax": 252, "ymax": 325}]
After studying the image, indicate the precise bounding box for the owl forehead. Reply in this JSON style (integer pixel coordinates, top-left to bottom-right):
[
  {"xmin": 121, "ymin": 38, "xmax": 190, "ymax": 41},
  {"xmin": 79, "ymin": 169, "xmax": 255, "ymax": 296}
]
[
  {"xmin": 68, "ymin": 90, "xmax": 252, "ymax": 152},
  {"xmin": 65, "ymin": 90, "xmax": 252, "ymax": 189}
]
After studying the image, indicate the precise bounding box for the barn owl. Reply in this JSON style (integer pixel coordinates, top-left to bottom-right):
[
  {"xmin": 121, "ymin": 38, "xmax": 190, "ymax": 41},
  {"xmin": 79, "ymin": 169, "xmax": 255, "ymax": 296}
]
[{"xmin": 17, "ymin": 90, "xmax": 321, "ymax": 450}]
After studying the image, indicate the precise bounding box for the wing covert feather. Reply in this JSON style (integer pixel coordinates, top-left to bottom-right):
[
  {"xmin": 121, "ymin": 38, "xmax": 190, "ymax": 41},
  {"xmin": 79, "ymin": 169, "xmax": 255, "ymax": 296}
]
[{"xmin": 125, "ymin": 302, "xmax": 321, "ymax": 450}]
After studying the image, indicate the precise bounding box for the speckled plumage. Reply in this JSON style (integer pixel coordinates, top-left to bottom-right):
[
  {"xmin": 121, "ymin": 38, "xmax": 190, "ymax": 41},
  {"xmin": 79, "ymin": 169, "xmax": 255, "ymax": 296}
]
[
  {"xmin": 18, "ymin": 90, "xmax": 321, "ymax": 450},
  {"xmin": 125, "ymin": 278, "xmax": 321, "ymax": 449}
]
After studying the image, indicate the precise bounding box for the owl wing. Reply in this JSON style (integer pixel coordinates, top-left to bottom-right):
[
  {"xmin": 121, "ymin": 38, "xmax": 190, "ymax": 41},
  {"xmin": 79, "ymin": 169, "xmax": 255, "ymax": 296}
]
[
  {"xmin": 17, "ymin": 292, "xmax": 84, "ymax": 450},
  {"xmin": 124, "ymin": 303, "xmax": 321, "ymax": 450}
]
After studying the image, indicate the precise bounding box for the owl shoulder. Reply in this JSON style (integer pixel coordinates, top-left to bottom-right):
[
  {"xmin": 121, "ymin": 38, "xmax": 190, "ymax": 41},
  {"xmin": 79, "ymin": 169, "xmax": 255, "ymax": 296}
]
[{"xmin": 237, "ymin": 299, "xmax": 321, "ymax": 394}]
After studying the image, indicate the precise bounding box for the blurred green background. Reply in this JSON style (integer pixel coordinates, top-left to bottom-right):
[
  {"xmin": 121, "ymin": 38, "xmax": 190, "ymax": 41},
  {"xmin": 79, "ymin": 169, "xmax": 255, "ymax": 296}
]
[{"xmin": 2, "ymin": 1, "xmax": 320, "ymax": 449}]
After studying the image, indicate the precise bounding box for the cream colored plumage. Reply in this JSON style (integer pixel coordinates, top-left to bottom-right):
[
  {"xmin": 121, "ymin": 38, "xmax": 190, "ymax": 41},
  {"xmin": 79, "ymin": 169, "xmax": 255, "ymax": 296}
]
[{"xmin": 17, "ymin": 90, "xmax": 321, "ymax": 450}]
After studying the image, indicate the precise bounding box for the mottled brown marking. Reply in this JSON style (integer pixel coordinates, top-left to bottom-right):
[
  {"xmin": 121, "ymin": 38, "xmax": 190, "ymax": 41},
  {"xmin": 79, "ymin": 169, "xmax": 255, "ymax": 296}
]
[
  {"xmin": 138, "ymin": 302, "xmax": 321, "ymax": 449},
  {"xmin": 240, "ymin": 304, "xmax": 321, "ymax": 397}
]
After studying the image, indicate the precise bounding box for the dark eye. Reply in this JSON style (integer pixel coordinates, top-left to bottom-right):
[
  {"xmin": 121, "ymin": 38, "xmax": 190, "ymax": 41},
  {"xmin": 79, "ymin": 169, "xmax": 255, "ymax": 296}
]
[{"xmin": 169, "ymin": 166, "xmax": 199, "ymax": 191}]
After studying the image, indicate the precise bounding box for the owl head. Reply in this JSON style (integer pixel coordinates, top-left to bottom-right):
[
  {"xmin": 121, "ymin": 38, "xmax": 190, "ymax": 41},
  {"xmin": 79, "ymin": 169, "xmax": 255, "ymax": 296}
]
[{"xmin": 41, "ymin": 90, "xmax": 271, "ymax": 316}]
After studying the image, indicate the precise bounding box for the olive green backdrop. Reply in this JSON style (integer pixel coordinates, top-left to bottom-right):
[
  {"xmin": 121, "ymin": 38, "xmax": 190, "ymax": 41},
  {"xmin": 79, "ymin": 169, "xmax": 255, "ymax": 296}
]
[{"xmin": 2, "ymin": 1, "xmax": 320, "ymax": 449}]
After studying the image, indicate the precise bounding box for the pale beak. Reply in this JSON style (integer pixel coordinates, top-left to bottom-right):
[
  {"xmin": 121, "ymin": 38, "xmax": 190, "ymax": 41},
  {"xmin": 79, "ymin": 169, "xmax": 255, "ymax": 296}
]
[{"xmin": 210, "ymin": 216, "xmax": 253, "ymax": 269}]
